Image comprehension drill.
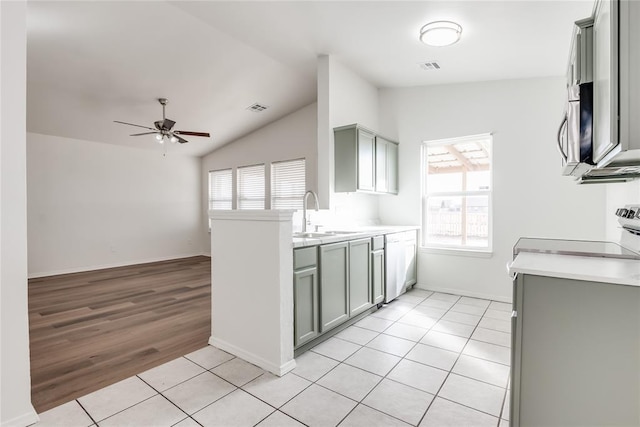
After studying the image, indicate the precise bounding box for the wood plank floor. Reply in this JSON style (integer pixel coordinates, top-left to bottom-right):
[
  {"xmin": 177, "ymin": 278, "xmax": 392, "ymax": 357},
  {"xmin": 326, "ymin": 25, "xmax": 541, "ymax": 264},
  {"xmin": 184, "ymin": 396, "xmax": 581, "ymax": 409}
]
[{"xmin": 28, "ymin": 256, "xmax": 211, "ymax": 413}]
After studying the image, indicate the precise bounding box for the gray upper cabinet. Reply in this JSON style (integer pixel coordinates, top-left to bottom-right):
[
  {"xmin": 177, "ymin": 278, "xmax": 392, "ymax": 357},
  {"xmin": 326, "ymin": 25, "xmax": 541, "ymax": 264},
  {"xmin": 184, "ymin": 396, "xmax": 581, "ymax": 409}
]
[
  {"xmin": 357, "ymin": 130, "xmax": 376, "ymax": 192},
  {"xmin": 348, "ymin": 238, "xmax": 372, "ymax": 317},
  {"xmin": 386, "ymin": 141, "xmax": 399, "ymax": 194},
  {"xmin": 293, "ymin": 247, "xmax": 319, "ymax": 348},
  {"xmin": 375, "ymin": 136, "xmax": 399, "ymax": 194},
  {"xmin": 334, "ymin": 124, "xmax": 398, "ymax": 194},
  {"xmin": 318, "ymin": 241, "xmax": 349, "ymax": 332}
]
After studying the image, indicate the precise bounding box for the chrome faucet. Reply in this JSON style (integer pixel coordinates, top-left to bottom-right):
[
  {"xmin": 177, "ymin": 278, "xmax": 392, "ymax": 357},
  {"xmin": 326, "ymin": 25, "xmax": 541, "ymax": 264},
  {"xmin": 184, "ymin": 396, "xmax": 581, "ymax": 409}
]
[{"xmin": 302, "ymin": 190, "xmax": 320, "ymax": 233}]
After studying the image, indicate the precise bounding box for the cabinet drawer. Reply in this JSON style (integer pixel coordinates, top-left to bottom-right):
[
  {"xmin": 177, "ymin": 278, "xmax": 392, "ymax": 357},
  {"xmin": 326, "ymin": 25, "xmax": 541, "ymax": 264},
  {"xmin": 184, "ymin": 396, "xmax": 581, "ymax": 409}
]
[
  {"xmin": 372, "ymin": 235, "xmax": 385, "ymax": 251},
  {"xmin": 294, "ymin": 246, "xmax": 317, "ymax": 270}
]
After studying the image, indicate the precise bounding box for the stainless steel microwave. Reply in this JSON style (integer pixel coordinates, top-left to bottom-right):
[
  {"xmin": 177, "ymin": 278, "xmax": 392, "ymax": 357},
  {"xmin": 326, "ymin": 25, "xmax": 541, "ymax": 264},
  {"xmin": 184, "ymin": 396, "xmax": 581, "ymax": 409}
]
[
  {"xmin": 558, "ymin": 17, "xmax": 594, "ymax": 177},
  {"xmin": 561, "ymin": 0, "xmax": 640, "ymax": 184}
]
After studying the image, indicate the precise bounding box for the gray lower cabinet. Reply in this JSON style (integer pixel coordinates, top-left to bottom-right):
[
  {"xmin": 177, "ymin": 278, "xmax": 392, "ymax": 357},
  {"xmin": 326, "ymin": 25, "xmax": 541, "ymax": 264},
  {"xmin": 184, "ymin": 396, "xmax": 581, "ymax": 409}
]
[
  {"xmin": 293, "ymin": 247, "xmax": 319, "ymax": 348},
  {"xmin": 348, "ymin": 238, "xmax": 372, "ymax": 316},
  {"xmin": 318, "ymin": 241, "xmax": 349, "ymax": 332},
  {"xmin": 371, "ymin": 235, "xmax": 385, "ymax": 305},
  {"xmin": 511, "ymin": 273, "xmax": 640, "ymax": 426},
  {"xmin": 371, "ymin": 249, "xmax": 385, "ymax": 305}
]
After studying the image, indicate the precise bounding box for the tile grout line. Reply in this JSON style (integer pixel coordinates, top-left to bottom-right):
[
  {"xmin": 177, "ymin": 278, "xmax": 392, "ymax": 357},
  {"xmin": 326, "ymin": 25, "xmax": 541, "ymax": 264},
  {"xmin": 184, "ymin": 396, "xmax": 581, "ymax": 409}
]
[
  {"xmin": 415, "ymin": 293, "xmax": 470, "ymax": 426},
  {"xmin": 75, "ymin": 399, "xmax": 98, "ymax": 426},
  {"xmin": 135, "ymin": 374, "xmax": 201, "ymax": 427},
  {"xmin": 79, "ymin": 390, "xmax": 160, "ymax": 425},
  {"xmin": 415, "ymin": 293, "xmax": 497, "ymax": 426},
  {"xmin": 301, "ymin": 291, "xmax": 496, "ymax": 426},
  {"xmin": 310, "ymin": 292, "xmax": 446, "ymax": 426},
  {"xmin": 290, "ymin": 300, "xmax": 420, "ymax": 426}
]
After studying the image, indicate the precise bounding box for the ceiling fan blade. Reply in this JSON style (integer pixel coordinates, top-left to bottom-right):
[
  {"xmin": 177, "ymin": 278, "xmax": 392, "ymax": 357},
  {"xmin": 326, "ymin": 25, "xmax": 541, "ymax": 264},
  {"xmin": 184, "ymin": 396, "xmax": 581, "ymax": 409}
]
[
  {"xmin": 174, "ymin": 134, "xmax": 189, "ymax": 144},
  {"xmin": 130, "ymin": 132, "xmax": 158, "ymax": 136},
  {"xmin": 114, "ymin": 120, "xmax": 155, "ymax": 131},
  {"xmin": 174, "ymin": 131, "xmax": 210, "ymax": 138}
]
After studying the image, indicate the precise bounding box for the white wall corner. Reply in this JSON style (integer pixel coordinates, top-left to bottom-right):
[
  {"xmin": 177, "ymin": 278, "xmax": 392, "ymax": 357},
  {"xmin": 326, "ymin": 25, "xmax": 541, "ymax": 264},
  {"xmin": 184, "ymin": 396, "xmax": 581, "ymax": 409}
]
[
  {"xmin": 209, "ymin": 212, "xmax": 295, "ymax": 377},
  {"xmin": 317, "ymin": 55, "xmax": 331, "ymax": 209},
  {"xmin": 208, "ymin": 336, "xmax": 296, "ymax": 376},
  {"xmin": 1, "ymin": 2, "xmax": 38, "ymax": 426}
]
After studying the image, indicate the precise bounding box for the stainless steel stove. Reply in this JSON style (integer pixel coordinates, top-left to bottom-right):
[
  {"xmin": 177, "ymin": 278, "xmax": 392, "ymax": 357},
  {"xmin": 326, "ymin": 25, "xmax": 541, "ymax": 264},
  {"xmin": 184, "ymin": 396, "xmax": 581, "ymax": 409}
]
[{"xmin": 513, "ymin": 204, "xmax": 640, "ymax": 260}]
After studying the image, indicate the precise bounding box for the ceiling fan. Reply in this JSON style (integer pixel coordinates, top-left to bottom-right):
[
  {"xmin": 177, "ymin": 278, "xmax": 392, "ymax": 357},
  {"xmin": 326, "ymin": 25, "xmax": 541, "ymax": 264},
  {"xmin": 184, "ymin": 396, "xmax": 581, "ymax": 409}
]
[{"xmin": 114, "ymin": 98, "xmax": 210, "ymax": 144}]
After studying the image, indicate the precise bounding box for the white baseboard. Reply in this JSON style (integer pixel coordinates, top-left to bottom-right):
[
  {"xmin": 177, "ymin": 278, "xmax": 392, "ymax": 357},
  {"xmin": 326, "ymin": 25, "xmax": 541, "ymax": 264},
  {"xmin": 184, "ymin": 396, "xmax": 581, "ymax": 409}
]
[
  {"xmin": 208, "ymin": 336, "xmax": 296, "ymax": 377},
  {"xmin": 28, "ymin": 253, "xmax": 210, "ymax": 279},
  {"xmin": 1, "ymin": 406, "xmax": 39, "ymax": 427},
  {"xmin": 413, "ymin": 283, "xmax": 511, "ymax": 303}
]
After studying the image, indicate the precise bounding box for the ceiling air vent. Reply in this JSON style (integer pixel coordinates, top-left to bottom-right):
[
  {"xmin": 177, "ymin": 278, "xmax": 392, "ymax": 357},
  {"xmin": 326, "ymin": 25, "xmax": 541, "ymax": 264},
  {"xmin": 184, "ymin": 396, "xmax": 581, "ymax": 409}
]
[
  {"xmin": 419, "ymin": 61, "xmax": 441, "ymax": 71},
  {"xmin": 247, "ymin": 103, "xmax": 269, "ymax": 113}
]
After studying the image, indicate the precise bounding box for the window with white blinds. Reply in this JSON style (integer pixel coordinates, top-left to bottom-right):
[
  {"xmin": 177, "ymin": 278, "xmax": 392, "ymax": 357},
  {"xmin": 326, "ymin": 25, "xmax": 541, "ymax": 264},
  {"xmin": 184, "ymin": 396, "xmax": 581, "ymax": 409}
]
[
  {"xmin": 208, "ymin": 169, "xmax": 233, "ymax": 210},
  {"xmin": 271, "ymin": 158, "xmax": 306, "ymax": 209},
  {"xmin": 237, "ymin": 164, "xmax": 265, "ymax": 209}
]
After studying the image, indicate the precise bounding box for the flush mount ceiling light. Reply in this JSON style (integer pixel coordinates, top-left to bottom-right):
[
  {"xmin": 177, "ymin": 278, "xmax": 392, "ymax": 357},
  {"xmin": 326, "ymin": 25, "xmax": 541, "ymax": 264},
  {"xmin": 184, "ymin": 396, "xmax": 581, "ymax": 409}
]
[{"xmin": 420, "ymin": 21, "xmax": 462, "ymax": 47}]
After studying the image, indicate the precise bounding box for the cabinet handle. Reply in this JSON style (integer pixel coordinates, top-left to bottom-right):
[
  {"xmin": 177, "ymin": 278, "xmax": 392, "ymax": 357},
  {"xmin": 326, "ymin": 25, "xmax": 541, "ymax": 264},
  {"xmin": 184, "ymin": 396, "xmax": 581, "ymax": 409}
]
[
  {"xmin": 506, "ymin": 262, "xmax": 517, "ymax": 280},
  {"xmin": 557, "ymin": 114, "xmax": 568, "ymax": 161}
]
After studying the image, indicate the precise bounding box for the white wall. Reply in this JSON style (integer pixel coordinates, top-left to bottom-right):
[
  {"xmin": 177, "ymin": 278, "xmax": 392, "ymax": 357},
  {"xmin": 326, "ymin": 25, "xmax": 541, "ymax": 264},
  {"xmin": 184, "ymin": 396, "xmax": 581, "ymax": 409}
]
[
  {"xmin": 27, "ymin": 133, "xmax": 203, "ymax": 277},
  {"xmin": 1, "ymin": 1, "xmax": 39, "ymax": 425},
  {"xmin": 201, "ymin": 103, "xmax": 317, "ymax": 254},
  {"xmin": 317, "ymin": 55, "xmax": 380, "ymax": 218},
  {"xmin": 378, "ymin": 77, "xmax": 607, "ymax": 301}
]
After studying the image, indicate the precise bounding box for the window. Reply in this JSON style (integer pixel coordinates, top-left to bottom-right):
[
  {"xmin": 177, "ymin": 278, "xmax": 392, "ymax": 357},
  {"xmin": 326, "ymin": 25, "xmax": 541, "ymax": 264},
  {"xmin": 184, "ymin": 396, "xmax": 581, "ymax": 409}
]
[
  {"xmin": 271, "ymin": 158, "xmax": 306, "ymax": 209},
  {"xmin": 208, "ymin": 169, "xmax": 233, "ymax": 211},
  {"xmin": 422, "ymin": 134, "xmax": 492, "ymax": 251},
  {"xmin": 237, "ymin": 164, "xmax": 265, "ymax": 209}
]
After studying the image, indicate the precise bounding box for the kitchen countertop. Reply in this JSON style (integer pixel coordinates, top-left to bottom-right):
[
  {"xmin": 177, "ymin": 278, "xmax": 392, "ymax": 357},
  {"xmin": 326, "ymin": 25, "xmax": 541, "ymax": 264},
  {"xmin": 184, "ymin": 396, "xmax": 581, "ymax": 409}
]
[
  {"xmin": 292, "ymin": 225, "xmax": 420, "ymax": 248},
  {"xmin": 509, "ymin": 251, "xmax": 640, "ymax": 287}
]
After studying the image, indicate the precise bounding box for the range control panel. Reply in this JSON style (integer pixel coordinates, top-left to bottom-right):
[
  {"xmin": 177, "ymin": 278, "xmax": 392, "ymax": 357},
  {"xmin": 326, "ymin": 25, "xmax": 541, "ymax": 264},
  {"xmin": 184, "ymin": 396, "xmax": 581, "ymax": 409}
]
[
  {"xmin": 615, "ymin": 205, "xmax": 640, "ymax": 219},
  {"xmin": 616, "ymin": 205, "xmax": 640, "ymax": 240}
]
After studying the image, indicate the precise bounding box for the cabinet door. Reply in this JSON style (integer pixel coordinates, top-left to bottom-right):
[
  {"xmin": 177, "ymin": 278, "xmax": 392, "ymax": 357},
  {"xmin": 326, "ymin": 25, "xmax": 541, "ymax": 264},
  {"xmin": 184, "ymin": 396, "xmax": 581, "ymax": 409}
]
[
  {"xmin": 349, "ymin": 238, "xmax": 372, "ymax": 316},
  {"xmin": 375, "ymin": 137, "xmax": 388, "ymax": 193},
  {"xmin": 294, "ymin": 267, "xmax": 319, "ymax": 347},
  {"xmin": 592, "ymin": 0, "xmax": 619, "ymax": 163},
  {"xmin": 404, "ymin": 231, "xmax": 417, "ymax": 287},
  {"xmin": 371, "ymin": 249, "xmax": 385, "ymax": 305},
  {"xmin": 319, "ymin": 242, "xmax": 349, "ymax": 332},
  {"xmin": 514, "ymin": 274, "xmax": 640, "ymax": 426},
  {"xmin": 357, "ymin": 129, "xmax": 375, "ymax": 192},
  {"xmin": 387, "ymin": 142, "xmax": 399, "ymax": 194}
]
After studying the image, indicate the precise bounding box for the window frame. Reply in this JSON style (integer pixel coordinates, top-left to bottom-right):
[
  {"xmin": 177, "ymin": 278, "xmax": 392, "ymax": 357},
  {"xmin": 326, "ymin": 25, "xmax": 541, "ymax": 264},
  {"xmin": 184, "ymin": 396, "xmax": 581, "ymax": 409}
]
[
  {"xmin": 270, "ymin": 158, "xmax": 306, "ymax": 210},
  {"xmin": 421, "ymin": 133, "xmax": 493, "ymax": 254},
  {"xmin": 236, "ymin": 163, "xmax": 266, "ymax": 210},
  {"xmin": 208, "ymin": 168, "xmax": 233, "ymax": 211}
]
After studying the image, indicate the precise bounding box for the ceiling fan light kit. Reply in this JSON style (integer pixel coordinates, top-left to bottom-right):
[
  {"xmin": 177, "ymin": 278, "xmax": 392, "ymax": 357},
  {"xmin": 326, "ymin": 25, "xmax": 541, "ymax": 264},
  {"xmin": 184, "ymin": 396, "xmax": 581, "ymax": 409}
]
[{"xmin": 114, "ymin": 98, "xmax": 211, "ymax": 145}]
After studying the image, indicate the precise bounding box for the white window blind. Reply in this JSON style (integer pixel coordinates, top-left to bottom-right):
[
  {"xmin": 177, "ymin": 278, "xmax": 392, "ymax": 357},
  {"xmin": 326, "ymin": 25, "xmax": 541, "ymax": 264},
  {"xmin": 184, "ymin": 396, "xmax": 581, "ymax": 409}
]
[
  {"xmin": 271, "ymin": 158, "xmax": 306, "ymax": 209},
  {"xmin": 237, "ymin": 164, "xmax": 265, "ymax": 209},
  {"xmin": 208, "ymin": 169, "xmax": 232, "ymax": 210}
]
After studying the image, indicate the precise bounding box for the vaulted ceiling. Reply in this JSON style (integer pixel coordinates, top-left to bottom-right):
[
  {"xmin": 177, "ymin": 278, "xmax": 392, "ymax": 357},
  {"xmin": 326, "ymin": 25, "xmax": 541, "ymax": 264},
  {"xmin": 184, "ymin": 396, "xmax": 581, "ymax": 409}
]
[{"xmin": 27, "ymin": 1, "xmax": 594, "ymax": 157}]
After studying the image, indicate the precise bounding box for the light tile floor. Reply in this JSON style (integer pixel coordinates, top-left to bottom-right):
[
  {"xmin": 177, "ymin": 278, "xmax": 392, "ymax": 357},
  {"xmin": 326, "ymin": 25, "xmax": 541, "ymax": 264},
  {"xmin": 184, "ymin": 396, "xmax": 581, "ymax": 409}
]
[{"xmin": 35, "ymin": 289, "xmax": 512, "ymax": 427}]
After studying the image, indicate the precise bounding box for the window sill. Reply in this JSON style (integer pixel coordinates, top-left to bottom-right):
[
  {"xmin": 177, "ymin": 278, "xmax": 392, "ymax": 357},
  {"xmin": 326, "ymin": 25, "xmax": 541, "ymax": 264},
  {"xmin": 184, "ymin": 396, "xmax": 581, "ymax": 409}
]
[{"xmin": 419, "ymin": 246, "xmax": 493, "ymax": 258}]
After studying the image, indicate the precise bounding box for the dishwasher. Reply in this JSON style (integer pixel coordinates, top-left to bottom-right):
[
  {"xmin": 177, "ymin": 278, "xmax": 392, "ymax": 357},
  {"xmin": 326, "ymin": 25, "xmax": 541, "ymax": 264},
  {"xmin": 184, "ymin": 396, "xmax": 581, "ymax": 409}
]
[{"xmin": 384, "ymin": 232, "xmax": 406, "ymax": 303}]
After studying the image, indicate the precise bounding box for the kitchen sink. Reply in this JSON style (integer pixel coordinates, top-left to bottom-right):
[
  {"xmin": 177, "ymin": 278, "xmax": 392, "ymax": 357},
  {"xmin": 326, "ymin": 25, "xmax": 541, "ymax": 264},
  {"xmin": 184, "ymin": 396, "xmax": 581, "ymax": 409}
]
[
  {"xmin": 293, "ymin": 230, "xmax": 362, "ymax": 239},
  {"xmin": 293, "ymin": 232, "xmax": 336, "ymax": 238}
]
